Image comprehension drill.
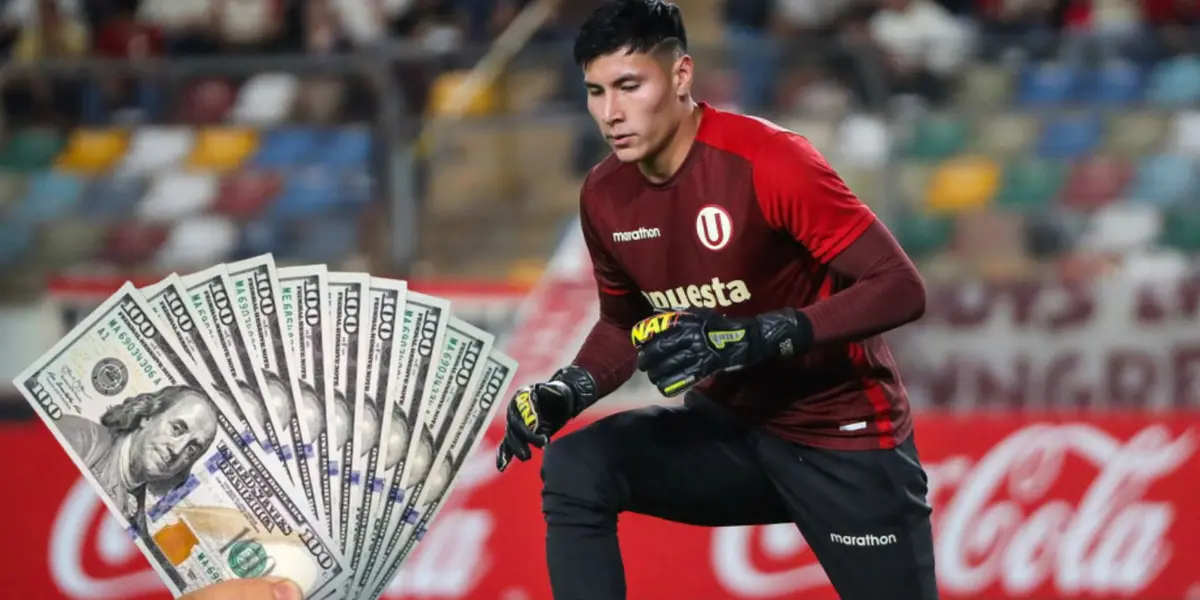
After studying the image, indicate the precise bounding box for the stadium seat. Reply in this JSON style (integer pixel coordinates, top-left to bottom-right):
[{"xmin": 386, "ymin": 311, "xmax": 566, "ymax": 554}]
[
  {"xmin": 925, "ymin": 155, "xmax": 1000, "ymax": 214},
  {"xmin": 36, "ymin": 221, "xmax": 108, "ymax": 266},
  {"xmin": 896, "ymin": 162, "xmax": 932, "ymax": 206},
  {"xmin": 1105, "ymin": 111, "xmax": 1168, "ymax": 157},
  {"xmin": 155, "ymin": 216, "xmax": 239, "ymax": 269},
  {"xmin": 0, "ymin": 171, "xmax": 27, "ymax": 212},
  {"xmin": 12, "ymin": 171, "xmax": 84, "ymax": 223},
  {"xmin": 897, "ymin": 115, "xmax": 968, "ymax": 160},
  {"xmin": 188, "ymin": 127, "xmax": 259, "ymax": 171},
  {"xmin": 273, "ymin": 167, "xmax": 342, "ymax": 217},
  {"xmin": 1037, "ymin": 112, "xmax": 1102, "ymax": 159},
  {"xmin": 79, "ymin": 176, "xmax": 149, "ymax": 221},
  {"xmin": 1078, "ymin": 203, "xmax": 1162, "ymax": 253},
  {"xmin": 102, "ymin": 222, "xmax": 169, "ymax": 267},
  {"xmin": 213, "ymin": 170, "xmax": 282, "ymax": 220},
  {"xmin": 956, "ymin": 65, "xmax": 1013, "ymax": 109},
  {"xmin": 0, "ymin": 129, "xmax": 65, "ymax": 172},
  {"xmin": 993, "ymin": 159, "xmax": 1066, "ymax": 211},
  {"xmin": 892, "ymin": 211, "xmax": 955, "ymax": 258},
  {"xmin": 951, "ymin": 209, "xmax": 1032, "ymax": 279},
  {"xmin": 1146, "ymin": 55, "xmax": 1200, "ymax": 107},
  {"xmin": 231, "ymin": 73, "xmax": 299, "ymax": 125},
  {"xmin": 55, "ymin": 129, "xmax": 129, "ymax": 174},
  {"xmin": 1061, "ymin": 154, "xmax": 1132, "ymax": 212},
  {"xmin": 1159, "ymin": 206, "xmax": 1200, "ymax": 251},
  {"xmin": 284, "ymin": 215, "xmax": 360, "ymax": 263},
  {"xmin": 1016, "ymin": 61, "xmax": 1079, "ymax": 107},
  {"xmin": 1166, "ymin": 111, "xmax": 1200, "ymax": 157},
  {"xmin": 1081, "ymin": 60, "xmax": 1144, "ymax": 106},
  {"xmin": 314, "ymin": 128, "xmax": 372, "ymax": 168},
  {"xmin": 836, "ymin": 115, "xmax": 889, "ymax": 168},
  {"xmin": 178, "ymin": 78, "xmax": 238, "ymax": 123},
  {"xmin": 138, "ymin": 171, "xmax": 219, "ymax": 222},
  {"xmin": 117, "ymin": 127, "xmax": 195, "ymax": 176},
  {"xmin": 251, "ymin": 128, "xmax": 320, "ymax": 168},
  {"xmin": 972, "ymin": 113, "xmax": 1040, "ymax": 158},
  {"xmin": 0, "ymin": 221, "xmax": 33, "ymax": 267},
  {"xmin": 1126, "ymin": 154, "xmax": 1197, "ymax": 205},
  {"xmin": 427, "ymin": 70, "xmax": 500, "ymax": 117}
]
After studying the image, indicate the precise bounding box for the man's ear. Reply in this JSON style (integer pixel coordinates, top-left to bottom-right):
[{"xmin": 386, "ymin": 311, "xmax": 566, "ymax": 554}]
[{"xmin": 674, "ymin": 54, "xmax": 694, "ymax": 99}]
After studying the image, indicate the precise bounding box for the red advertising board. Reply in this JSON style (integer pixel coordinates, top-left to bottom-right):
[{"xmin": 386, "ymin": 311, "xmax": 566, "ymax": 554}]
[{"xmin": 3, "ymin": 411, "xmax": 1198, "ymax": 600}]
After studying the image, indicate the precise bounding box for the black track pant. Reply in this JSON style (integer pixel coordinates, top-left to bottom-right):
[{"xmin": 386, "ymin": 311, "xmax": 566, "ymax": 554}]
[{"xmin": 540, "ymin": 395, "xmax": 938, "ymax": 600}]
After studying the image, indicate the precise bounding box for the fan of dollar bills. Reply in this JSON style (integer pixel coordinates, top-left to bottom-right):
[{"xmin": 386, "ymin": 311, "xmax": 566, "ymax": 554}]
[{"xmin": 13, "ymin": 253, "xmax": 518, "ymax": 600}]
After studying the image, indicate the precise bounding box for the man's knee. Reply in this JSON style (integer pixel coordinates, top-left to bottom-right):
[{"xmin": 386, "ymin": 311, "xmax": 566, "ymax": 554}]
[{"xmin": 540, "ymin": 425, "xmax": 621, "ymax": 516}]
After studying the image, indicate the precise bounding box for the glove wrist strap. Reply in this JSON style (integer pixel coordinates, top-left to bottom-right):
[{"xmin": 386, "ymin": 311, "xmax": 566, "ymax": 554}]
[
  {"xmin": 755, "ymin": 308, "xmax": 813, "ymax": 361},
  {"xmin": 550, "ymin": 364, "xmax": 598, "ymax": 417}
]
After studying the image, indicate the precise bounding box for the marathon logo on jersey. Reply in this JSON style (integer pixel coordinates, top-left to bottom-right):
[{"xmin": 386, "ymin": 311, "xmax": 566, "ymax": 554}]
[
  {"xmin": 830, "ymin": 532, "xmax": 898, "ymax": 547},
  {"xmin": 630, "ymin": 312, "xmax": 681, "ymax": 347},
  {"xmin": 612, "ymin": 227, "xmax": 662, "ymax": 243},
  {"xmin": 641, "ymin": 277, "xmax": 752, "ymax": 310}
]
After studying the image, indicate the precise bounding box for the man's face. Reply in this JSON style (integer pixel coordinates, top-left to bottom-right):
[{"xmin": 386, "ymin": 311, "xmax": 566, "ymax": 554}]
[
  {"xmin": 584, "ymin": 48, "xmax": 684, "ymax": 163},
  {"xmin": 129, "ymin": 390, "xmax": 218, "ymax": 483}
]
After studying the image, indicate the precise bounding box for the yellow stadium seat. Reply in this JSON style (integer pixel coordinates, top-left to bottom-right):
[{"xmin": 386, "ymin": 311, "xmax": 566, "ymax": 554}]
[
  {"xmin": 427, "ymin": 70, "xmax": 500, "ymax": 118},
  {"xmin": 55, "ymin": 129, "xmax": 128, "ymax": 174},
  {"xmin": 925, "ymin": 155, "xmax": 1000, "ymax": 214},
  {"xmin": 187, "ymin": 127, "xmax": 258, "ymax": 171}
]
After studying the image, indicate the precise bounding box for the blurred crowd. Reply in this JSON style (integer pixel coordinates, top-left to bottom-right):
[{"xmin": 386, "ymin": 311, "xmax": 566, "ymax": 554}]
[{"xmin": 0, "ymin": 0, "xmax": 1198, "ymax": 291}]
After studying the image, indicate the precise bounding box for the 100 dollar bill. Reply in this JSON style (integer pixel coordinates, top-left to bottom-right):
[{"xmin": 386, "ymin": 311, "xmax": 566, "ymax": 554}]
[
  {"xmin": 227, "ymin": 255, "xmax": 321, "ymax": 523},
  {"xmin": 327, "ymin": 272, "xmax": 371, "ymax": 553},
  {"xmin": 355, "ymin": 292, "xmax": 449, "ymax": 590},
  {"xmin": 362, "ymin": 317, "xmax": 494, "ymax": 595},
  {"xmin": 15, "ymin": 283, "xmax": 349, "ymax": 597},
  {"xmin": 278, "ymin": 265, "xmax": 335, "ymax": 529},
  {"xmin": 365, "ymin": 350, "xmax": 516, "ymax": 600}
]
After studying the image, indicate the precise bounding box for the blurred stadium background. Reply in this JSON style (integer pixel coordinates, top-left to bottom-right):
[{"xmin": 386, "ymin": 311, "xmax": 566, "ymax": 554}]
[{"xmin": 1, "ymin": 0, "xmax": 1199, "ymax": 598}]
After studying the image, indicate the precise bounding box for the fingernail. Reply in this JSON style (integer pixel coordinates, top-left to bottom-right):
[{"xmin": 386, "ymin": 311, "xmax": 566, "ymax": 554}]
[{"xmin": 269, "ymin": 578, "xmax": 302, "ymax": 600}]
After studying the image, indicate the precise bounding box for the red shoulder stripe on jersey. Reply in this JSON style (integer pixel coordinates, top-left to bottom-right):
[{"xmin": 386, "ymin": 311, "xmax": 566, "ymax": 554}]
[{"xmin": 600, "ymin": 286, "xmax": 630, "ymax": 296}]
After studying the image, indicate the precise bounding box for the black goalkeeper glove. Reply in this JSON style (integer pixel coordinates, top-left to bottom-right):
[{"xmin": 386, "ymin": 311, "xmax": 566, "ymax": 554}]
[
  {"xmin": 632, "ymin": 308, "xmax": 813, "ymax": 397},
  {"xmin": 495, "ymin": 365, "xmax": 597, "ymax": 472}
]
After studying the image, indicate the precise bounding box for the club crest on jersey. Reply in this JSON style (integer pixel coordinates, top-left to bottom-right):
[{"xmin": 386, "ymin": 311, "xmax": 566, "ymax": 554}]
[
  {"xmin": 641, "ymin": 277, "xmax": 752, "ymax": 310},
  {"xmin": 696, "ymin": 205, "xmax": 733, "ymax": 251},
  {"xmin": 630, "ymin": 312, "xmax": 681, "ymax": 347}
]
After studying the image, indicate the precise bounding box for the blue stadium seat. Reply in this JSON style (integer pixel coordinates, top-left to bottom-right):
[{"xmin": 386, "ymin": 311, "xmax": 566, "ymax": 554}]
[
  {"xmin": 272, "ymin": 167, "xmax": 341, "ymax": 217},
  {"xmin": 79, "ymin": 176, "xmax": 148, "ymax": 221},
  {"xmin": 316, "ymin": 128, "xmax": 372, "ymax": 168},
  {"xmin": 341, "ymin": 170, "xmax": 374, "ymax": 208},
  {"xmin": 1147, "ymin": 56, "xmax": 1200, "ymax": 107},
  {"xmin": 284, "ymin": 215, "xmax": 359, "ymax": 263},
  {"xmin": 1083, "ymin": 61, "xmax": 1144, "ymax": 106},
  {"xmin": 11, "ymin": 171, "xmax": 84, "ymax": 223},
  {"xmin": 1017, "ymin": 62, "xmax": 1079, "ymax": 107},
  {"xmin": 0, "ymin": 221, "xmax": 33, "ymax": 267},
  {"xmin": 1127, "ymin": 154, "xmax": 1198, "ymax": 205},
  {"xmin": 251, "ymin": 128, "xmax": 320, "ymax": 167},
  {"xmin": 237, "ymin": 214, "xmax": 288, "ymax": 257},
  {"xmin": 1037, "ymin": 112, "xmax": 1102, "ymax": 159}
]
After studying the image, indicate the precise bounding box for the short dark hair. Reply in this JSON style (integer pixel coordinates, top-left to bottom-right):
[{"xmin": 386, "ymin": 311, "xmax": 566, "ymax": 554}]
[{"xmin": 573, "ymin": 0, "xmax": 688, "ymax": 68}]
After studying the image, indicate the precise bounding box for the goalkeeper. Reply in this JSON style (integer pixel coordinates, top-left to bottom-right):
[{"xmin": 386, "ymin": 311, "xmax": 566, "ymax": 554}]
[{"xmin": 496, "ymin": 1, "xmax": 937, "ymax": 599}]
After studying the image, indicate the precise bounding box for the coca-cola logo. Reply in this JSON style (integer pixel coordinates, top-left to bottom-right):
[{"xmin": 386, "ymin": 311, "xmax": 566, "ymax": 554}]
[
  {"xmin": 709, "ymin": 423, "xmax": 1197, "ymax": 599},
  {"xmin": 50, "ymin": 478, "xmax": 163, "ymax": 599}
]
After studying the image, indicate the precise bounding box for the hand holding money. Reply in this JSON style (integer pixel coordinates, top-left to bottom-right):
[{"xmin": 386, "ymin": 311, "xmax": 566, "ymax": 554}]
[
  {"xmin": 179, "ymin": 577, "xmax": 302, "ymax": 600},
  {"xmin": 14, "ymin": 255, "xmax": 518, "ymax": 599}
]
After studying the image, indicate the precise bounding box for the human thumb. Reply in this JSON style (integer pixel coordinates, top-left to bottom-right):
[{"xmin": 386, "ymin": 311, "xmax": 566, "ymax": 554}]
[{"xmin": 177, "ymin": 577, "xmax": 303, "ymax": 600}]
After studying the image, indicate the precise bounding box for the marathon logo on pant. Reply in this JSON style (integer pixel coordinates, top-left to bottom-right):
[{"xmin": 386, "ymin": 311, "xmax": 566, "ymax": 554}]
[
  {"xmin": 830, "ymin": 532, "xmax": 898, "ymax": 547},
  {"xmin": 630, "ymin": 312, "xmax": 681, "ymax": 347}
]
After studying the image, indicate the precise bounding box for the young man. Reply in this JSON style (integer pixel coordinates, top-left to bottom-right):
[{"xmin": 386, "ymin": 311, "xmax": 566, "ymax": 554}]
[{"xmin": 495, "ymin": 1, "xmax": 937, "ymax": 599}]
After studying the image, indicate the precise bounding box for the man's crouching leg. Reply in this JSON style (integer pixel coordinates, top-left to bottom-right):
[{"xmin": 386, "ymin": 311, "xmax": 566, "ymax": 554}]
[{"xmin": 541, "ymin": 424, "xmax": 627, "ymax": 600}]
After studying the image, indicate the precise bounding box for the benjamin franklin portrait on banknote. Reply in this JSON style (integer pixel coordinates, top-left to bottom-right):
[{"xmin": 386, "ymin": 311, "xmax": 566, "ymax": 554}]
[
  {"xmin": 57, "ymin": 384, "xmax": 219, "ymax": 522},
  {"xmin": 242, "ymin": 370, "xmax": 293, "ymax": 447},
  {"xmin": 295, "ymin": 378, "xmax": 324, "ymax": 441},
  {"xmin": 357, "ymin": 394, "xmax": 382, "ymax": 459}
]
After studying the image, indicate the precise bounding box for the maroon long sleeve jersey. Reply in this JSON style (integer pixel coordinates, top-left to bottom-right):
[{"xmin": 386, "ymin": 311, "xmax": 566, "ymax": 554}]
[{"xmin": 570, "ymin": 102, "xmax": 927, "ymax": 450}]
